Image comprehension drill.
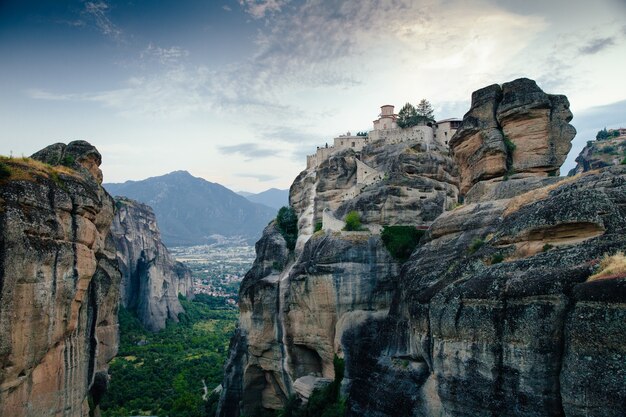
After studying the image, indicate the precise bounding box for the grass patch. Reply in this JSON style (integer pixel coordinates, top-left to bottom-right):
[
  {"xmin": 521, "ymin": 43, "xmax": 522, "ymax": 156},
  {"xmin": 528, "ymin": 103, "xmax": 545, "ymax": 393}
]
[
  {"xmin": 381, "ymin": 225, "xmax": 425, "ymax": 262},
  {"xmin": 0, "ymin": 155, "xmax": 79, "ymax": 184},
  {"xmin": 588, "ymin": 252, "xmax": 626, "ymax": 281}
]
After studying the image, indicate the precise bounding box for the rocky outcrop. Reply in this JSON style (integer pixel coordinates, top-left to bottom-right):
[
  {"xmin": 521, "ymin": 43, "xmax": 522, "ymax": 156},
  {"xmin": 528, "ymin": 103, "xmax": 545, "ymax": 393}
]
[
  {"xmin": 450, "ymin": 78, "xmax": 576, "ymax": 197},
  {"xmin": 219, "ymin": 78, "xmax": 626, "ymax": 417},
  {"xmin": 218, "ymin": 134, "xmax": 457, "ymax": 416},
  {"xmin": 110, "ymin": 197, "xmax": 193, "ymax": 332},
  {"xmin": 0, "ymin": 141, "xmax": 121, "ymax": 417},
  {"xmin": 345, "ymin": 165, "xmax": 626, "ymax": 417},
  {"xmin": 568, "ymin": 134, "xmax": 626, "ymax": 175}
]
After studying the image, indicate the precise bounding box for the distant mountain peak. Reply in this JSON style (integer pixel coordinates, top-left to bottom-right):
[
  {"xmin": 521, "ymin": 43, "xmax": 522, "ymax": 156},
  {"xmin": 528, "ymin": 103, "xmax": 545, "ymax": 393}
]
[{"xmin": 104, "ymin": 172, "xmax": 276, "ymax": 246}]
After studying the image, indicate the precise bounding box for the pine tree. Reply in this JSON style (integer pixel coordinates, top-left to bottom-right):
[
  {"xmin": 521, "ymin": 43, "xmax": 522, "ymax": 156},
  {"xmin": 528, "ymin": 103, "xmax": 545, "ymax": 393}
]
[{"xmin": 416, "ymin": 99, "xmax": 435, "ymax": 120}]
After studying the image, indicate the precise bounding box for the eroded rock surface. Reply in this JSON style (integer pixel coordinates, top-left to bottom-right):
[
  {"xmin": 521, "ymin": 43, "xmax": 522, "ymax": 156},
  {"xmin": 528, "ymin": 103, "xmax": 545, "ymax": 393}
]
[
  {"xmin": 450, "ymin": 78, "xmax": 576, "ymax": 196},
  {"xmin": 218, "ymin": 136, "xmax": 457, "ymax": 416},
  {"xmin": 110, "ymin": 197, "xmax": 193, "ymax": 332},
  {"xmin": 345, "ymin": 166, "xmax": 626, "ymax": 417},
  {"xmin": 0, "ymin": 141, "xmax": 121, "ymax": 417}
]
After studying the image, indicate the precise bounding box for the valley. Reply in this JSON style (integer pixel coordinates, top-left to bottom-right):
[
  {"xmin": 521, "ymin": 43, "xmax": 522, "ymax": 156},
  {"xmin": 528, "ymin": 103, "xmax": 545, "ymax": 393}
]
[{"xmin": 100, "ymin": 244, "xmax": 255, "ymax": 417}]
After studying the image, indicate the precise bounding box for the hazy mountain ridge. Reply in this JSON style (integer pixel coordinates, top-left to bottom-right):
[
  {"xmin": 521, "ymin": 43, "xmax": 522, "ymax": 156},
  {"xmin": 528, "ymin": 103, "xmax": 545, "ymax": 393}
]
[
  {"xmin": 104, "ymin": 170, "xmax": 276, "ymax": 246},
  {"xmin": 237, "ymin": 187, "xmax": 289, "ymax": 209}
]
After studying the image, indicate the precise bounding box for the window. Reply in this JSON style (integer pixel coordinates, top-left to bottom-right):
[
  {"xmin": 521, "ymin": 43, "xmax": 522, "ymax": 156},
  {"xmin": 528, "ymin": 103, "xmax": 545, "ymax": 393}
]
[{"xmin": 352, "ymin": 142, "xmax": 355, "ymax": 147}]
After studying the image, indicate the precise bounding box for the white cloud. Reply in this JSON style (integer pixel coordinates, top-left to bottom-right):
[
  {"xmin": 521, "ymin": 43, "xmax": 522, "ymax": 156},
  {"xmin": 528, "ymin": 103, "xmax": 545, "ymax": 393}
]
[
  {"xmin": 239, "ymin": 0, "xmax": 290, "ymax": 19},
  {"xmin": 83, "ymin": 1, "xmax": 123, "ymax": 41}
]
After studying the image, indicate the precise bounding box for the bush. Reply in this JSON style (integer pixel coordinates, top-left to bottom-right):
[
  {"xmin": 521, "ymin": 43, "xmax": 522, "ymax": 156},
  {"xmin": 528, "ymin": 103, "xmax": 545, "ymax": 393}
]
[
  {"xmin": 542, "ymin": 243, "xmax": 554, "ymax": 252},
  {"xmin": 0, "ymin": 162, "xmax": 11, "ymax": 180},
  {"xmin": 276, "ymin": 207, "xmax": 298, "ymax": 251},
  {"xmin": 343, "ymin": 211, "xmax": 362, "ymax": 231},
  {"xmin": 61, "ymin": 155, "xmax": 75, "ymax": 167},
  {"xmin": 602, "ymin": 145, "xmax": 616, "ymax": 154},
  {"xmin": 468, "ymin": 238, "xmax": 485, "ymax": 254},
  {"xmin": 491, "ymin": 253, "xmax": 504, "ymax": 264},
  {"xmin": 381, "ymin": 226, "xmax": 425, "ymax": 262},
  {"xmin": 314, "ymin": 222, "xmax": 323, "ymax": 232},
  {"xmin": 621, "ymin": 157, "xmax": 626, "ymax": 165}
]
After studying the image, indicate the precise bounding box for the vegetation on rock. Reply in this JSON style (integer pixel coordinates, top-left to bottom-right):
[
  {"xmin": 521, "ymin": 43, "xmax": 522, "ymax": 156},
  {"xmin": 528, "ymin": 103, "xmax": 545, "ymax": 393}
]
[
  {"xmin": 381, "ymin": 226, "xmax": 425, "ymax": 261},
  {"xmin": 343, "ymin": 211, "xmax": 363, "ymax": 231},
  {"xmin": 397, "ymin": 100, "xmax": 435, "ymax": 128},
  {"xmin": 588, "ymin": 251, "xmax": 626, "ymax": 281},
  {"xmin": 276, "ymin": 206, "xmax": 298, "ymax": 250}
]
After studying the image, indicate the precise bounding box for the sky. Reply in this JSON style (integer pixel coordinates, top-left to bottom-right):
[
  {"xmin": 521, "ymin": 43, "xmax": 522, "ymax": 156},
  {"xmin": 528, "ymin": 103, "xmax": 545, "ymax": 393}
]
[{"xmin": 1, "ymin": 0, "xmax": 625, "ymax": 192}]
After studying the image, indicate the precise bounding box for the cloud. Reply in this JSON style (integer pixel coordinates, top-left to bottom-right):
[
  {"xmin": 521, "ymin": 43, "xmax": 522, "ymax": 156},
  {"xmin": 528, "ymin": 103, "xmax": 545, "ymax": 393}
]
[
  {"xmin": 83, "ymin": 1, "xmax": 123, "ymax": 41},
  {"xmin": 223, "ymin": 5, "xmax": 232, "ymax": 12},
  {"xmin": 236, "ymin": 172, "xmax": 280, "ymax": 181},
  {"xmin": 239, "ymin": 0, "xmax": 289, "ymax": 19},
  {"xmin": 218, "ymin": 143, "xmax": 277, "ymax": 159},
  {"xmin": 140, "ymin": 43, "xmax": 189, "ymax": 65},
  {"xmin": 578, "ymin": 37, "xmax": 616, "ymax": 54}
]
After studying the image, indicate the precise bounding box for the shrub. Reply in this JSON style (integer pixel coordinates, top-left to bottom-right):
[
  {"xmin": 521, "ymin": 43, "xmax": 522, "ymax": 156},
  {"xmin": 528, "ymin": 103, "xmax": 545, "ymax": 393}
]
[
  {"xmin": 381, "ymin": 226, "xmax": 425, "ymax": 262},
  {"xmin": 491, "ymin": 253, "xmax": 504, "ymax": 264},
  {"xmin": 314, "ymin": 222, "xmax": 323, "ymax": 232},
  {"xmin": 621, "ymin": 157, "xmax": 626, "ymax": 165},
  {"xmin": 61, "ymin": 155, "xmax": 75, "ymax": 167},
  {"xmin": 276, "ymin": 207, "xmax": 298, "ymax": 251},
  {"xmin": 467, "ymin": 238, "xmax": 484, "ymax": 254},
  {"xmin": 0, "ymin": 162, "xmax": 11, "ymax": 180},
  {"xmin": 343, "ymin": 211, "xmax": 362, "ymax": 231},
  {"xmin": 272, "ymin": 260, "xmax": 284, "ymax": 271},
  {"xmin": 542, "ymin": 243, "xmax": 554, "ymax": 252},
  {"xmin": 602, "ymin": 145, "xmax": 616, "ymax": 154}
]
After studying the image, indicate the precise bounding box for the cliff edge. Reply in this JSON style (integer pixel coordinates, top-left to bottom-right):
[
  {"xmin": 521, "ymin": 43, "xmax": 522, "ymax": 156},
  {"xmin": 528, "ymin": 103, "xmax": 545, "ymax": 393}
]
[{"xmin": 0, "ymin": 141, "xmax": 121, "ymax": 417}]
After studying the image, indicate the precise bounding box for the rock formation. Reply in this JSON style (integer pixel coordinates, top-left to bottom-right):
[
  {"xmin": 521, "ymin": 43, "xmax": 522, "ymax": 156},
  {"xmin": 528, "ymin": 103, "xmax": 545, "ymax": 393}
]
[
  {"xmin": 450, "ymin": 78, "xmax": 576, "ymax": 199},
  {"xmin": 568, "ymin": 133, "xmax": 626, "ymax": 175},
  {"xmin": 110, "ymin": 197, "xmax": 193, "ymax": 332},
  {"xmin": 0, "ymin": 141, "xmax": 121, "ymax": 417},
  {"xmin": 218, "ymin": 79, "xmax": 626, "ymax": 417},
  {"xmin": 217, "ymin": 124, "xmax": 459, "ymax": 416}
]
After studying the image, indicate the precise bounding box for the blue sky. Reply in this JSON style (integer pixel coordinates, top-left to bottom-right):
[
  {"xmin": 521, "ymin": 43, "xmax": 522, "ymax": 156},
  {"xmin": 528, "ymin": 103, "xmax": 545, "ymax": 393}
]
[{"xmin": 1, "ymin": 0, "xmax": 625, "ymax": 191}]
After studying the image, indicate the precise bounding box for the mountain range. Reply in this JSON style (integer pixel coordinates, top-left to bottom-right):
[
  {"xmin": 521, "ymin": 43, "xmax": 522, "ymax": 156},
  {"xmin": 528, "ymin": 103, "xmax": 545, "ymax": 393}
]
[
  {"xmin": 237, "ymin": 188, "xmax": 289, "ymax": 209},
  {"xmin": 104, "ymin": 171, "xmax": 276, "ymax": 246}
]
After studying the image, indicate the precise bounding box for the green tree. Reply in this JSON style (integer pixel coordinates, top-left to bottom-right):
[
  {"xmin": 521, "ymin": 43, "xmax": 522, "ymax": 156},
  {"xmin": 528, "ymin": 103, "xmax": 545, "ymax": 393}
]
[
  {"xmin": 397, "ymin": 103, "xmax": 417, "ymax": 128},
  {"xmin": 416, "ymin": 99, "xmax": 435, "ymax": 120},
  {"xmin": 344, "ymin": 211, "xmax": 362, "ymax": 231},
  {"xmin": 276, "ymin": 206, "xmax": 298, "ymax": 250},
  {"xmin": 596, "ymin": 127, "xmax": 609, "ymax": 140}
]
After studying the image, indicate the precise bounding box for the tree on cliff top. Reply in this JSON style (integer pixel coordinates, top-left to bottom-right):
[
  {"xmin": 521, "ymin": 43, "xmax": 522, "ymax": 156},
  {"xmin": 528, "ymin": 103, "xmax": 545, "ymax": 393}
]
[
  {"xmin": 397, "ymin": 103, "xmax": 417, "ymax": 128},
  {"xmin": 416, "ymin": 99, "xmax": 435, "ymax": 120},
  {"xmin": 397, "ymin": 100, "xmax": 435, "ymax": 129}
]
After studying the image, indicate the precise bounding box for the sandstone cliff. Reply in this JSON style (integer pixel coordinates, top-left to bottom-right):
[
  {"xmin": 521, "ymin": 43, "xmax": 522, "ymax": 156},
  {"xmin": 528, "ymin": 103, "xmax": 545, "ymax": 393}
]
[
  {"xmin": 218, "ymin": 122, "xmax": 459, "ymax": 416},
  {"xmin": 218, "ymin": 78, "xmax": 626, "ymax": 417},
  {"xmin": 0, "ymin": 141, "xmax": 121, "ymax": 417},
  {"xmin": 568, "ymin": 133, "xmax": 626, "ymax": 175},
  {"xmin": 110, "ymin": 197, "xmax": 193, "ymax": 332},
  {"xmin": 450, "ymin": 78, "xmax": 576, "ymax": 199}
]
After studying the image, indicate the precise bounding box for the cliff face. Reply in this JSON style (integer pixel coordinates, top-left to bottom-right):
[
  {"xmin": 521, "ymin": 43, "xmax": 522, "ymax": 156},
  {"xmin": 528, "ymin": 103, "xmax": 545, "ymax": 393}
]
[
  {"xmin": 0, "ymin": 141, "xmax": 121, "ymax": 417},
  {"xmin": 110, "ymin": 197, "xmax": 193, "ymax": 332},
  {"xmin": 218, "ymin": 78, "xmax": 626, "ymax": 417},
  {"xmin": 218, "ymin": 123, "xmax": 459, "ymax": 416},
  {"xmin": 450, "ymin": 78, "xmax": 576, "ymax": 199},
  {"xmin": 568, "ymin": 134, "xmax": 626, "ymax": 175}
]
